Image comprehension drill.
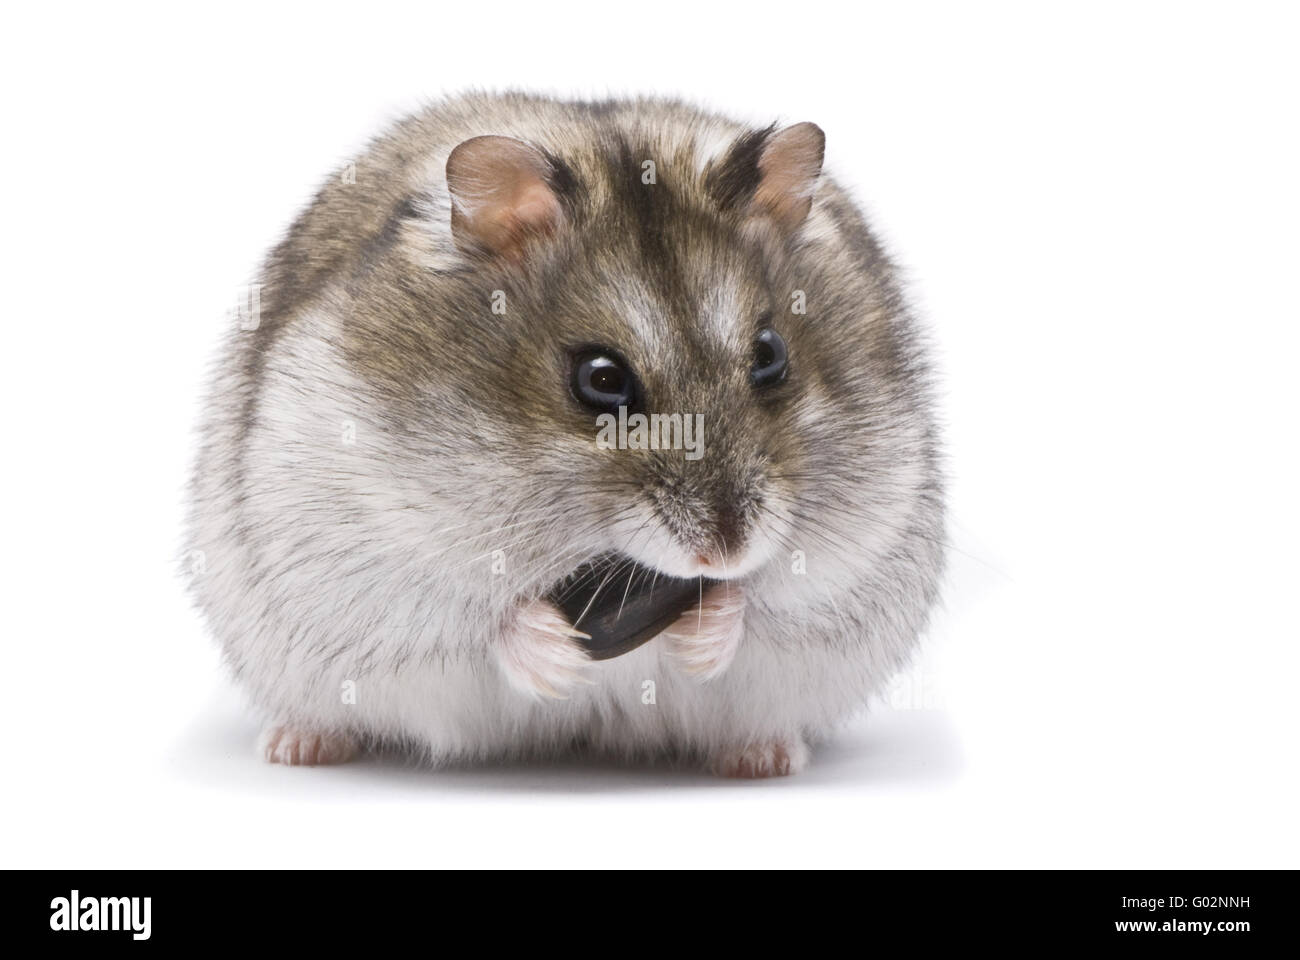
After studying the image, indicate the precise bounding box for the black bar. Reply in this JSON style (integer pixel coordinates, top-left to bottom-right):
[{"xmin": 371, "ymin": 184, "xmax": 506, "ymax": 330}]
[{"xmin": 4, "ymin": 869, "xmax": 1288, "ymax": 948}]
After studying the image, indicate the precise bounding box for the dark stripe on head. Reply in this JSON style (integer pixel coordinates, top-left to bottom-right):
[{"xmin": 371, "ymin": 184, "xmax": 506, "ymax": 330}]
[
  {"xmin": 706, "ymin": 123, "xmax": 776, "ymax": 212},
  {"xmin": 608, "ymin": 134, "xmax": 679, "ymax": 278},
  {"xmin": 541, "ymin": 147, "xmax": 583, "ymax": 213}
]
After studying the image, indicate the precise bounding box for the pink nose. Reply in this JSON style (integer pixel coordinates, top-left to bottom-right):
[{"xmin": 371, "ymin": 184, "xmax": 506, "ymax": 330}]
[{"xmin": 696, "ymin": 553, "xmax": 714, "ymax": 567}]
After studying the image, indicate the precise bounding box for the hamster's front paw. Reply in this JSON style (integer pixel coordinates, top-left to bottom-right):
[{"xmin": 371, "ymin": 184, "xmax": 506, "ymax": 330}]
[
  {"xmin": 661, "ymin": 585, "xmax": 745, "ymax": 680},
  {"xmin": 259, "ymin": 725, "xmax": 359, "ymax": 766},
  {"xmin": 496, "ymin": 599, "xmax": 595, "ymax": 700},
  {"xmin": 710, "ymin": 736, "xmax": 810, "ymax": 779}
]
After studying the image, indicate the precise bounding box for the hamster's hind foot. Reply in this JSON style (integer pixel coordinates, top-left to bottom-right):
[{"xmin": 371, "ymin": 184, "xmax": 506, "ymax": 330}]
[
  {"xmin": 710, "ymin": 737, "xmax": 810, "ymax": 779},
  {"xmin": 259, "ymin": 725, "xmax": 359, "ymax": 766}
]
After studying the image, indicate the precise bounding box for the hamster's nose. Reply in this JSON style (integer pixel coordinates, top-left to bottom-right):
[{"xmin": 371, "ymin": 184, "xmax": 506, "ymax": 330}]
[{"xmin": 694, "ymin": 552, "xmax": 723, "ymax": 576}]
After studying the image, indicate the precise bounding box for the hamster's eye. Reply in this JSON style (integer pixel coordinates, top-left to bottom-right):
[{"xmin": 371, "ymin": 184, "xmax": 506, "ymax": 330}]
[
  {"xmin": 571, "ymin": 350, "xmax": 637, "ymax": 412},
  {"xmin": 751, "ymin": 328, "xmax": 789, "ymax": 388}
]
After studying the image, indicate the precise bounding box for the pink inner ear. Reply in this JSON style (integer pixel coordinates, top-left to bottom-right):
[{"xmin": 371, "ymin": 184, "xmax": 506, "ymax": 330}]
[
  {"xmin": 508, "ymin": 181, "xmax": 563, "ymax": 234},
  {"xmin": 446, "ymin": 135, "xmax": 563, "ymax": 260},
  {"xmin": 755, "ymin": 122, "xmax": 826, "ymax": 232},
  {"xmin": 470, "ymin": 181, "xmax": 561, "ymax": 259}
]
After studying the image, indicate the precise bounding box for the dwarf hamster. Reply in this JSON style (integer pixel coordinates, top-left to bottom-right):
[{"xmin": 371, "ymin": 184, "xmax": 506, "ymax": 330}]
[{"xmin": 186, "ymin": 91, "xmax": 945, "ymax": 777}]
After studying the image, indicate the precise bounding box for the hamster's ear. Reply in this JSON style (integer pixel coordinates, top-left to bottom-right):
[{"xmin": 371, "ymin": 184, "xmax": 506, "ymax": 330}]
[
  {"xmin": 710, "ymin": 122, "xmax": 825, "ymax": 232},
  {"xmin": 445, "ymin": 135, "xmax": 569, "ymax": 260}
]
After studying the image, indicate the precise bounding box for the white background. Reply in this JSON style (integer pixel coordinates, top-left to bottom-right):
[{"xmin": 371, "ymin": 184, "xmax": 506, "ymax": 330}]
[{"xmin": 2, "ymin": 1, "xmax": 1297, "ymax": 868}]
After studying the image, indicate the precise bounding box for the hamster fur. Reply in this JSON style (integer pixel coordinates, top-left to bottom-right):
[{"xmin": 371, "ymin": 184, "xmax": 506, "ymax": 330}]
[{"xmin": 186, "ymin": 92, "xmax": 945, "ymax": 777}]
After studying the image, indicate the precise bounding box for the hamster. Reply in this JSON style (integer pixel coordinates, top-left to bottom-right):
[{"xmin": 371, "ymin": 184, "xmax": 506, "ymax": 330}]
[{"xmin": 186, "ymin": 91, "xmax": 945, "ymax": 778}]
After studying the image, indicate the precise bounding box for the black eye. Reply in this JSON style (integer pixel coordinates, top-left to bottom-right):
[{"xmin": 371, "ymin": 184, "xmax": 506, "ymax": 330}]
[
  {"xmin": 571, "ymin": 350, "xmax": 637, "ymax": 412},
  {"xmin": 751, "ymin": 328, "xmax": 788, "ymax": 388}
]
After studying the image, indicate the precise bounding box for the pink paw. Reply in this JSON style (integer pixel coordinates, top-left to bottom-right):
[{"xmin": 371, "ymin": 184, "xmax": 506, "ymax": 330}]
[
  {"xmin": 711, "ymin": 737, "xmax": 810, "ymax": 778},
  {"xmin": 259, "ymin": 725, "xmax": 358, "ymax": 766},
  {"xmin": 662, "ymin": 585, "xmax": 744, "ymax": 680},
  {"xmin": 496, "ymin": 598, "xmax": 594, "ymax": 700}
]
